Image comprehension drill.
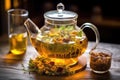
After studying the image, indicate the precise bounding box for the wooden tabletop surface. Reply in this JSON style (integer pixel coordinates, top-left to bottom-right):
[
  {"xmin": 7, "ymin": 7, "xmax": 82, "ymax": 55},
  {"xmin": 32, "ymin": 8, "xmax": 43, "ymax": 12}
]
[{"xmin": 0, "ymin": 41, "xmax": 120, "ymax": 80}]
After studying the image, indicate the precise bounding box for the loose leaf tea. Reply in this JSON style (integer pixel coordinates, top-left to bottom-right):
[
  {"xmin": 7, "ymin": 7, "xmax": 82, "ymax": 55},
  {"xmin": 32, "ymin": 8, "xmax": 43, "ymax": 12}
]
[{"xmin": 90, "ymin": 51, "xmax": 112, "ymax": 72}]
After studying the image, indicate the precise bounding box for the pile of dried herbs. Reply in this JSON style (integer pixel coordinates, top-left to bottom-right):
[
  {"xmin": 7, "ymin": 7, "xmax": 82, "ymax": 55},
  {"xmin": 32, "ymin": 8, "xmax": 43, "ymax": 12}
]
[{"xmin": 28, "ymin": 56, "xmax": 71, "ymax": 75}]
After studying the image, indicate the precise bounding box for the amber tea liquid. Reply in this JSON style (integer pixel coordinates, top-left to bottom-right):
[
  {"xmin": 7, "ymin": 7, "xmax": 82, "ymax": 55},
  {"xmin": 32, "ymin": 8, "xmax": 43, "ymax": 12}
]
[
  {"xmin": 30, "ymin": 29, "xmax": 88, "ymax": 66},
  {"xmin": 9, "ymin": 33, "xmax": 27, "ymax": 55}
]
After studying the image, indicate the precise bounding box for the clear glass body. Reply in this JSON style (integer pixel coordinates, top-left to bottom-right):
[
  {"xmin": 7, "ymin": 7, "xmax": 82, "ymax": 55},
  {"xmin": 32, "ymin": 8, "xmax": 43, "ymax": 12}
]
[
  {"xmin": 8, "ymin": 9, "xmax": 28, "ymax": 55},
  {"xmin": 30, "ymin": 18, "xmax": 88, "ymax": 66}
]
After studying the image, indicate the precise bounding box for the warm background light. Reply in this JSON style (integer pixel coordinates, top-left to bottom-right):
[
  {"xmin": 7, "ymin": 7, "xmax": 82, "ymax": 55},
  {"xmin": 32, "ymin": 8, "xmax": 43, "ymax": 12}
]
[
  {"xmin": 5, "ymin": 0, "xmax": 11, "ymax": 10},
  {"xmin": 13, "ymin": 0, "xmax": 19, "ymax": 8},
  {"xmin": 5, "ymin": 0, "xmax": 19, "ymax": 10}
]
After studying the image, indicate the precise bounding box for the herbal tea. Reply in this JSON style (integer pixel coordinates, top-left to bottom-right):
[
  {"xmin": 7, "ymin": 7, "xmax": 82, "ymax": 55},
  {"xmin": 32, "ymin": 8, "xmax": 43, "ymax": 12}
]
[
  {"xmin": 30, "ymin": 26, "xmax": 88, "ymax": 65},
  {"xmin": 9, "ymin": 33, "xmax": 27, "ymax": 55}
]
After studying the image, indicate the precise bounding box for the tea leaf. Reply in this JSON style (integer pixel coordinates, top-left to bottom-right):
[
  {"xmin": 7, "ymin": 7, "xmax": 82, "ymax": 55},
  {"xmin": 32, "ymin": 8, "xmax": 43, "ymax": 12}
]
[
  {"xmin": 59, "ymin": 25, "xmax": 66, "ymax": 31},
  {"xmin": 78, "ymin": 31, "xmax": 82, "ymax": 37},
  {"xmin": 66, "ymin": 26, "xmax": 74, "ymax": 31}
]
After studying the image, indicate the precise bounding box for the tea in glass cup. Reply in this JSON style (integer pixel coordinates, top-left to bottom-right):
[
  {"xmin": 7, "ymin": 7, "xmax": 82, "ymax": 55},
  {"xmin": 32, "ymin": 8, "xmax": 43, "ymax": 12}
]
[
  {"xmin": 8, "ymin": 9, "xmax": 28, "ymax": 55},
  {"xmin": 9, "ymin": 33, "xmax": 27, "ymax": 55}
]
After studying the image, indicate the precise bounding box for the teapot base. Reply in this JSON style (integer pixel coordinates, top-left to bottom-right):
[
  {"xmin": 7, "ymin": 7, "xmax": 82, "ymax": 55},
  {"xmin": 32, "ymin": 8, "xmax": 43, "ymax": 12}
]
[
  {"xmin": 69, "ymin": 54, "xmax": 87, "ymax": 74},
  {"xmin": 29, "ymin": 54, "xmax": 87, "ymax": 75}
]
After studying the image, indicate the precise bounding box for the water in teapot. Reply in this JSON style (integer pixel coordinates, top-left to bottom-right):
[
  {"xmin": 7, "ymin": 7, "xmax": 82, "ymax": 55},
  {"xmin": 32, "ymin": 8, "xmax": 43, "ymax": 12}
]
[{"xmin": 30, "ymin": 24, "xmax": 88, "ymax": 66}]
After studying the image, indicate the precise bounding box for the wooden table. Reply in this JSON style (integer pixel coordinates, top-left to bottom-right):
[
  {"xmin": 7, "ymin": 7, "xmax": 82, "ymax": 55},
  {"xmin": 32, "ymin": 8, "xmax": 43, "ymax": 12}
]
[{"xmin": 0, "ymin": 41, "xmax": 120, "ymax": 80}]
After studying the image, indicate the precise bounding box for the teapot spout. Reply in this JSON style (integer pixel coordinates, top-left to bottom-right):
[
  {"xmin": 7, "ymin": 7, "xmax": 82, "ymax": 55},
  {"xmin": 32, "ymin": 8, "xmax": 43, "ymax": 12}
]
[{"xmin": 24, "ymin": 18, "xmax": 41, "ymax": 36}]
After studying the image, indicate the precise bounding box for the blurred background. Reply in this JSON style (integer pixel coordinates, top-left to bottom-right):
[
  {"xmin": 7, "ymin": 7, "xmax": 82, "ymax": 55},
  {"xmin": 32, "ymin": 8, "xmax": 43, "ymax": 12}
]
[{"xmin": 0, "ymin": 0, "xmax": 120, "ymax": 44}]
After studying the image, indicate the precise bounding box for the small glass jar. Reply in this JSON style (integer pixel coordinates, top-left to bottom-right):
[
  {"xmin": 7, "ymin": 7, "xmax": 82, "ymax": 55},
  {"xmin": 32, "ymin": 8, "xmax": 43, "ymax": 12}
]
[{"xmin": 90, "ymin": 48, "xmax": 112, "ymax": 74}]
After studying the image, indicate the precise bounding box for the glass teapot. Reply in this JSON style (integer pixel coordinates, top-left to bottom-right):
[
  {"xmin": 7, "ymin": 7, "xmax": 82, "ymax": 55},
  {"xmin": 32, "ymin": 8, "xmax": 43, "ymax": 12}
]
[{"xmin": 24, "ymin": 3, "xmax": 100, "ymax": 71}]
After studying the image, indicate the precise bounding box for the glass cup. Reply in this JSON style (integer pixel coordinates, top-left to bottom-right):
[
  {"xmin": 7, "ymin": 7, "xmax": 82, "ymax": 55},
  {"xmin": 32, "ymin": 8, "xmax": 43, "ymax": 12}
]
[
  {"xmin": 8, "ymin": 9, "xmax": 28, "ymax": 55},
  {"xmin": 89, "ymin": 48, "xmax": 112, "ymax": 74}
]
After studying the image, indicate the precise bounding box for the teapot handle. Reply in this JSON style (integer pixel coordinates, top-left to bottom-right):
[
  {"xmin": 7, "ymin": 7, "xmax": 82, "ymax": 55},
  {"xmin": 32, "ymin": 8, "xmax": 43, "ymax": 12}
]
[{"xmin": 80, "ymin": 23, "xmax": 100, "ymax": 50}]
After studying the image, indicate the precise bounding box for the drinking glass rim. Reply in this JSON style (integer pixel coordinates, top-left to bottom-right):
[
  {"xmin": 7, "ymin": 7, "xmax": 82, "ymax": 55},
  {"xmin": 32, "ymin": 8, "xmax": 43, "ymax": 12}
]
[
  {"xmin": 8, "ymin": 9, "xmax": 28, "ymax": 16},
  {"xmin": 89, "ymin": 48, "xmax": 113, "ymax": 56}
]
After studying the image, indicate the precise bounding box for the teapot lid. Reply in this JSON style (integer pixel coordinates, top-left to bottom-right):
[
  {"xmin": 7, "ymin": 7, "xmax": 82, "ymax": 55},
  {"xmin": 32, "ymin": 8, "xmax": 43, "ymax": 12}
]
[{"xmin": 44, "ymin": 3, "xmax": 78, "ymax": 21}]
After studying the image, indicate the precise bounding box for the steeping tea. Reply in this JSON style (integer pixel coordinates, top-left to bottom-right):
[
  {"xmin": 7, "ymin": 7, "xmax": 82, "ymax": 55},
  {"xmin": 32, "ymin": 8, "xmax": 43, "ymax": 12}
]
[
  {"xmin": 9, "ymin": 33, "xmax": 27, "ymax": 55},
  {"xmin": 30, "ymin": 26, "xmax": 88, "ymax": 66}
]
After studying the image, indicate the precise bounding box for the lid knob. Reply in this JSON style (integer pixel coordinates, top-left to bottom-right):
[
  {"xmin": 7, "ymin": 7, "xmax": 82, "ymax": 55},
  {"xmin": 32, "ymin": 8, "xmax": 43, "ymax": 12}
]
[{"xmin": 57, "ymin": 3, "xmax": 64, "ymax": 14}]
